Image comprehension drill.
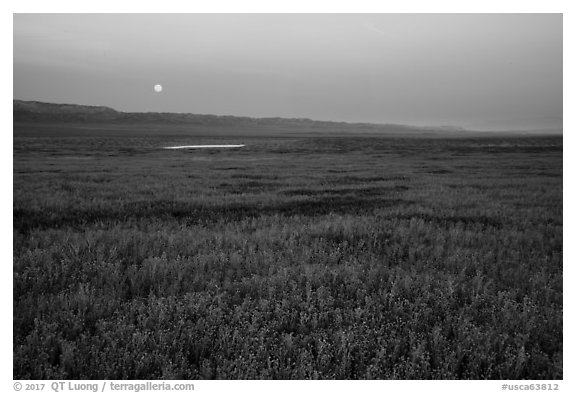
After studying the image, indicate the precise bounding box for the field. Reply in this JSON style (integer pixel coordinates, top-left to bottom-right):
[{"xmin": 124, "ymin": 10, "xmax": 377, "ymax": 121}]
[{"xmin": 13, "ymin": 128, "xmax": 562, "ymax": 379}]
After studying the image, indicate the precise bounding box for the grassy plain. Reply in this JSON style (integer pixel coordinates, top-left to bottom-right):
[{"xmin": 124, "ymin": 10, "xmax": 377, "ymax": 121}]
[{"xmin": 13, "ymin": 126, "xmax": 562, "ymax": 379}]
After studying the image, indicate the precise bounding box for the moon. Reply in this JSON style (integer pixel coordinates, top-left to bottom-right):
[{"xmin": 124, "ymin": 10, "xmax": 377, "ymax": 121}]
[{"xmin": 154, "ymin": 84, "xmax": 163, "ymax": 93}]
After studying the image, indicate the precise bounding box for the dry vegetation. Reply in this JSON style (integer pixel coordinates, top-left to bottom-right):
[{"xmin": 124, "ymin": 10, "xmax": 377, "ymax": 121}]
[{"xmin": 13, "ymin": 132, "xmax": 562, "ymax": 379}]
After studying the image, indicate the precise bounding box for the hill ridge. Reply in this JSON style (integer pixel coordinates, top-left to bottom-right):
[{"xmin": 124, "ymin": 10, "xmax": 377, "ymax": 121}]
[{"xmin": 13, "ymin": 100, "xmax": 467, "ymax": 134}]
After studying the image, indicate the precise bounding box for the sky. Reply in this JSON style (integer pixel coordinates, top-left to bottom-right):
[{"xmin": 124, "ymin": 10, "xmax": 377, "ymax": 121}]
[{"xmin": 13, "ymin": 13, "xmax": 562, "ymax": 131}]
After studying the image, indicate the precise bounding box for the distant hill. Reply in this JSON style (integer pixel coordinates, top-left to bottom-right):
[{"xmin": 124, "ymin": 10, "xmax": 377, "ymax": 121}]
[
  {"xmin": 14, "ymin": 100, "xmax": 120, "ymax": 122},
  {"xmin": 14, "ymin": 100, "xmax": 472, "ymax": 137}
]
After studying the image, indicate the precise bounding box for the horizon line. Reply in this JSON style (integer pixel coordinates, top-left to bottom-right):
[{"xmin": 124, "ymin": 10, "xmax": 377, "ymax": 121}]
[{"xmin": 13, "ymin": 98, "xmax": 563, "ymax": 134}]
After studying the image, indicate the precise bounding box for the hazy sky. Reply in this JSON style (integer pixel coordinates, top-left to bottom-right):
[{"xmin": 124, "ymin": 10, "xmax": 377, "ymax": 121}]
[{"xmin": 13, "ymin": 13, "xmax": 562, "ymax": 131}]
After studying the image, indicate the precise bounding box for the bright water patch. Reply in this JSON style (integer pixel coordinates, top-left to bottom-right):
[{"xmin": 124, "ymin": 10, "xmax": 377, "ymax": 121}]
[{"xmin": 163, "ymin": 145, "xmax": 246, "ymax": 149}]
